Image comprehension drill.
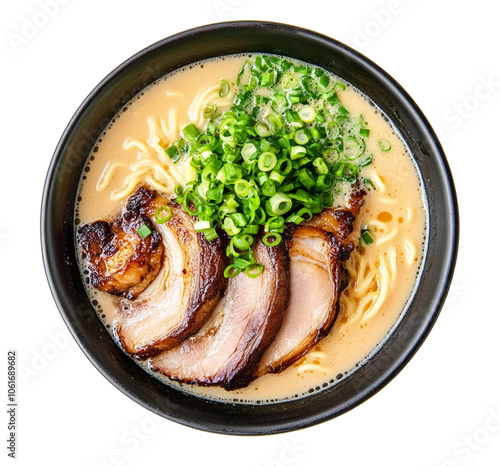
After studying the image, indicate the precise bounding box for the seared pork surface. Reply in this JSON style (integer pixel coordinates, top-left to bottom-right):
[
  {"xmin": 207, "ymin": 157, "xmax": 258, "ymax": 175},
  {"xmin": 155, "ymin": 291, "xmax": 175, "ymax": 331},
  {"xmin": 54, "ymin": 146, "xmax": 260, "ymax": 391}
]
[
  {"xmin": 304, "ymin": 187, "xmax": 366, "ymax": 258},
  {"xmin": 78, "ymin": 214, "xmax": 163, "ymax": 300},
  {"xmin": 149, "ymin": 237, "xmax": 290, "ymax": 390}
]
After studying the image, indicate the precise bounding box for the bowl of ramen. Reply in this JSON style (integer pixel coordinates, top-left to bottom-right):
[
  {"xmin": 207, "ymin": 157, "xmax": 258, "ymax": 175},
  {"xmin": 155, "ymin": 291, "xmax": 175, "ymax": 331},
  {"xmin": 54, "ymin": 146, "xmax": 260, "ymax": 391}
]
[{"xmin": 41, "ymin": 21, "xmax": 458, "ymax": 434}]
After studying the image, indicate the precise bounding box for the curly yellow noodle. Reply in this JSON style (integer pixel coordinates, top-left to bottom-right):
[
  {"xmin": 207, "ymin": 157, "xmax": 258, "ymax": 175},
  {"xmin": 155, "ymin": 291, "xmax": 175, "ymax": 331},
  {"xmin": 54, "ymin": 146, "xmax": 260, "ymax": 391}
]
[
  {"xmin": 361, "ymin": 248, "xmax": 396, "ymax": 322},
  {"xmin": 96, "ymin": 82, "xmax": 233, "ymax": 202},
  {"xmin": 160, "ymin": 109, "xmax": 179, "ymax": 142},
  {"xmin": 379, "ymin": 196, "xmax": 398, "ymax": 205},
  {"xmin": 122, "ymin": 139, "xmax": 149, "ymax": 155},
  {"xmin": 371, "ymin": 219, "xmax": 399, "ymax": 245},
  {"xmin": 147, "ymin": 117, "xmax": 167, "ymax": 146},
  {"xmin": 110, "ymin": 168, "xmax": 150, "ymax": 201},
  {"xmin": 96, "ymin": 162, "xmax": 128, "ymax": 191},
  {"xmin": 188, "ymin": 83, "xmax": 235, "ymax": 127},
  {"xmin": 297, "ymin": 363, "xmax": 329, "ymax": 374},
  {"xmin": 404, "ymin": 239, "xmax": 416, "ymax": 265},
  {"xmin": 371, "ymin": 171, "xmax": 387, "ymax": 192},
  {"xmin": 309, "ymin": 351, "xmax": 327, "ymax": 359},
  {"xmin": 405, "ymin": 206, "xmax": 413, "ymax": 223},
  {"xmin": 338, "ymin": 242, "xmax": 399, "ymax": 330}
]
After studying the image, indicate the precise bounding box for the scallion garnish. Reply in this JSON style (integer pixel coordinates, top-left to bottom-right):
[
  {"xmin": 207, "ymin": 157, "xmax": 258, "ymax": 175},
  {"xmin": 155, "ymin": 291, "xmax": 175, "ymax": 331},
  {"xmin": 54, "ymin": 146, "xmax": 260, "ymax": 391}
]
[
  {"xmin": 203, "ymin": 104, "xmax": 217, "ymax": 119},
  {"xmin": 166, "ymin": 55, "xmax": 374, "ymax": 277},
  {"xmin": 262, "ymin": 232, "xmax": 282, "ymax": 247},
  {"xmin": 137, "ymin": 224, "xmax": 152, "ymax": 239},
  {"xmin": 378, "ymin": 138, "xmax": 392, "ymax": 152},
  {"xmin": 268, "ymin": 193, "xmax": 292, "ymax": 216},
  {"xmin": 245, "ymin": 263, "xmax": 264, "ymax": 278},
  {"xmin": 258, "ymin": 152, "xmax": 277, "ymax": 172},
  {"xmin": 219, "ymin": 79, "xmax": 230, "ymax": 97},
  {"xmin": 154, "ymin": 205, "xmax": 173, "ymax": 224},
  {"xmin": 165, "ymin": 145, "xmax": 180, "ymax": 163},
  {"xmin": 224, "ymin": 264, "xmax": 241, "ymax": 278},
  {"xmin": 360, "ymin": 228, "xmax": 374, "ymax": 245}
]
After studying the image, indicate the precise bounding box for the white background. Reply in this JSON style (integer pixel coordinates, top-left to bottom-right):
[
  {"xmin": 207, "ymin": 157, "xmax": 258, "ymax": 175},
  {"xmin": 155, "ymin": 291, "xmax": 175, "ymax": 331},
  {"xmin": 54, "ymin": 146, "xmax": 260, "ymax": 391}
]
[{"xmin": 2, "ymin": 0, "xmax": 500, "ymax": 464}]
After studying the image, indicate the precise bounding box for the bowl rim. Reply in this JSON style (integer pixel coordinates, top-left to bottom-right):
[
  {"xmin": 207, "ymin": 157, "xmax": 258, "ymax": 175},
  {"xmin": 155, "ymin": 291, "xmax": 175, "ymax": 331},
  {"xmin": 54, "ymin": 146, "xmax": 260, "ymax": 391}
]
[{"xmin": 41, "ymin": 20, "xmax": 459, "ymax": 435}]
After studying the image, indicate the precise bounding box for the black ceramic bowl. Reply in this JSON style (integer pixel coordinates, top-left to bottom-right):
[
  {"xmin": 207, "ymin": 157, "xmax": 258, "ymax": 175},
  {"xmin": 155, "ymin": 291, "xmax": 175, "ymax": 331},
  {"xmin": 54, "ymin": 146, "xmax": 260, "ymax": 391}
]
[{"xmin": 41, "ymin": 21, "xmax": 458, "ymax": 435}]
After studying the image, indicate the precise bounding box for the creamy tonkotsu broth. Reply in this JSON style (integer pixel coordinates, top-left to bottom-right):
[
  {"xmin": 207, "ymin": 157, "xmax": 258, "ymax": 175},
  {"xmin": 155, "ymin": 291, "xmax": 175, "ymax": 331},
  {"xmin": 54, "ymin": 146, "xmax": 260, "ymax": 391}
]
[{"xmin": 75, "ymin": 55, "xmax": 426, "ymax": 404}]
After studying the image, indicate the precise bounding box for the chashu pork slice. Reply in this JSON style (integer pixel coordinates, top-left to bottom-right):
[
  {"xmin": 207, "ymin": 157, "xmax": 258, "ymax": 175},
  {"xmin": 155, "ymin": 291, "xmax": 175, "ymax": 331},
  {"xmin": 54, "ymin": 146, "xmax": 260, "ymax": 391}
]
[
  {"xmin": 115, "ymin": 188, "xmax": 227, "ymax": 359},
  {"xmin": 257, "ymin": 226, "xmax": 342, "ymax": 375},
  {"xmin": 257, "ymin": 190, "xmax": 366, "ymax": 375},
  {"xmin": 304, "ymin": 187, "xmax": 366, "ymax": 257},
  {"xmin": 149, "ymin": 237, "xmax": 290, "ymax": 390}
]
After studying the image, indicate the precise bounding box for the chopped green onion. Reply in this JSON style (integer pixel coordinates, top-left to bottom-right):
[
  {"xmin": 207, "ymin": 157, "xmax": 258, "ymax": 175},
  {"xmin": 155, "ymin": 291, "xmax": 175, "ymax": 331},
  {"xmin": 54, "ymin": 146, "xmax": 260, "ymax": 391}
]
[
  {"xmin": 232, "ymin": 234, "xmax": 254, "ymax": 251},
  {"xmin": 261, "ymin": 71, "xmax": 275, "ymax": 87},
  {"xmin": 164, "ymin": 55, "xmax": 376, "ymax": 273},
  {"xmin": 137, "ymin": 224, "xmax": 152, "ymax": 239},
  {"xmin": 298, "ymin": 168, "xmax": 315, "ymax": 189},
  {"xmin": 290, "ymin": 145, "xmax": 307, "ymax": 160},
  {"xmin": 262, "ymin": 232, "xmax": 282, "ymax": 247},
  {"xmin": 202, "ymin": 228, "xmax": 219, "ymax": 241},
  {"xmin": 363, "ymin": 178, "xmax": 375, "ymax": 190},
  {"xmin": 297, "ymin": 207, "xmax": 313, "ymax": 221},
  {"xmin": 294, "ymin": 129, "xmax": 310, "ymax": 145},
  {"xmin": 275, "ymin": 158, "xmax": 292, "ymax": 175},
  {"xmin": 266, "ymin": 114, "xmax": 284, "ymax": 135},
  {"xmin": 285, "ymin": 109, "xmax": 303, "ymax": 127},
  {"xmin": 298, "ymin": 106, "xmax": 316, "ymax": 123},
  {"xmin": 194, "ymin": 220, "xmax": 211, "ymax": 231},
  {"xmin": 223, "ymin": 216, "xmax": 241, "ymax": 236},
  {"xmin": 338, "ymin": 105, "xmax": 349, "ymax": 116},
  {"xmin": 261, "ymin": 179, "xmax": 276, "ymax": 197},
  {"xmin": 165, "ymin": 145, "xmax": 180, "ymax": 163},
  {"xmin": 271, "ymin": 94, "xmax": 288, "ymax": 113},
  {"xmin": 265, "ymin": 216, "xmax": 285, "ymax": 231},
  {"xmin": 224, "ymin": 264, "xmax": 241, "ymax": 278},
  {"xmin": 241, "ymin": 143, "xmax": 257, "ymax": 163},
  {"xmin": 244, "ymin": 224, "xmax": 259, "ymax": 235},
  {"xmin": 360, "ymin": 228, "xmax": 374, "ymax": 245},
  {"xmin": 217, "ymin": 162, "xmax": 243, "ymax": 184},
  {"xmin": 322, "ymin": 148, "xmax": 339, "ymax": 164},
  {"xmin": 233, "ymin": 256, "xmax": 251, "ymax": 269},
  {"xmin": 254, "ymin": 122, "xmax": 272, "ymax": 137},
  {"xmin": 234, "ymin": 179, "xmax": 251, "ymax": 197},
  {"xmin": 269, "ymin": 170, "xmax": 285, "ymax": 184},
  {"xmin": 269, "ymin": 193, "xmax": 292, "ymax": 216},
  {"xmin": 202, "ymin": 105, "xmax": 217, "ymax": 119},
  {"xmin": 219, "ymin": 79, "xmax": 230, "ymax": 97},
  {"xmin": 344, "ymin": 136, "xmax": 365, "ymax": 160},
  {"xmin": 317, "ymin": 174, "xmax": 333, "ymax": 191},
  {"xmin": 245, "ymin": 263, "xmax": 263, "ymax": 278},
  {"xmin": 318, "ymin": 74, "xmax": 330, "ymax": 89},
  {"xmin": 230, "ymin": 212, "xmax": 247, "ymax": 227},
  {"xmin": 182, "ymin": 123, "xmax": 200, "ymax": 144},
  {"xmin": 154, "ymin": 205, "xmax": 173, "ymax": 224},
  {"xmin": 258, "ymin": 152, "xmax": 277, "ymax": 172},
  {"xmin": 378, "ymin": 138, "xmax": 392, "ymax": 152},
  {"xmin": 313, "ymin": 157, "xmax": 329, "ymax": 175},
  {"xmin": 334, "ymin": 82, "xmax": 346, "ymax": 91}
]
